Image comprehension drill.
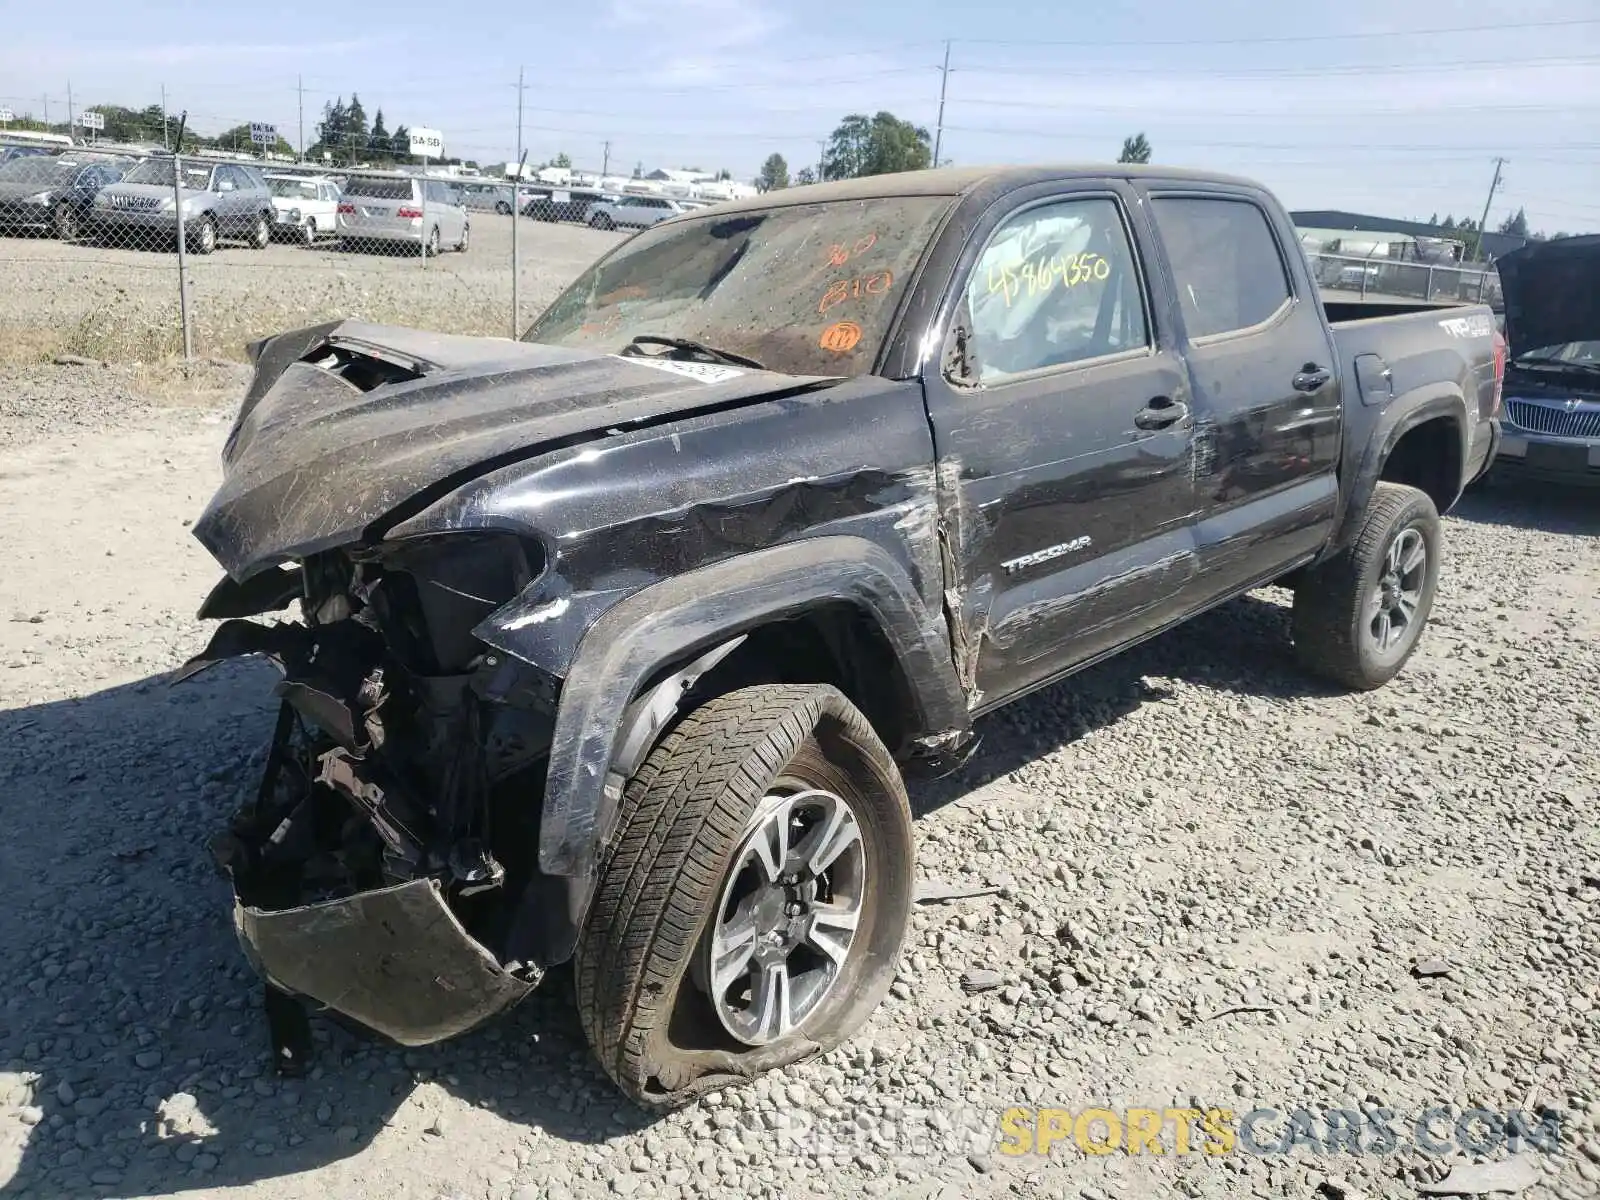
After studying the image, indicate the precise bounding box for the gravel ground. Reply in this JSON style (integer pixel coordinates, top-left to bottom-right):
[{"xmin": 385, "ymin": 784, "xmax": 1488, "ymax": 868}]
[
  {"xmin": 0, "ymin": 365, "xmax": 1596, "ymax": 1200},
  {"xmin": 0, "ymin": 214, "xmax": 617, "ymax": 363}
]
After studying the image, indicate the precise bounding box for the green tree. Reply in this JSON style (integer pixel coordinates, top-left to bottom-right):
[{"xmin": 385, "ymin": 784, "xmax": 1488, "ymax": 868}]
[
  {"xmin": 344, "ymin": 94, "xmax": 369, "ymax": 160},
  {"xmin": 1497, "ymin": 207, "xmax": 1529, "ymax": 237},
  {"xmin": 549, "ymin": 152, "xmax": 573, "ymax": 169},
  {"xmin": 368, "ymin": 109, "xmax": 390, "ymax": 160},
  {"xmin": 822, "ymin": 111, "xmax": 931, "ymax": 181},
  {"xmin": 1117, "ymin": 133, "xmax": 1152, "ymax": 164},
  {"xmin": 795, "ymin": 166, "xmax": 818, "ymax": 186},
  {"xmin": 756, "ymin": 153, "xmax": 789, "ymax": 192},
  {"xmin": 390, "ymin": 123, "xmax": 411, "ymax": 163},
  {"xmin": 715, "ymin": 167, "xmax": 732, "ymax": 181}
]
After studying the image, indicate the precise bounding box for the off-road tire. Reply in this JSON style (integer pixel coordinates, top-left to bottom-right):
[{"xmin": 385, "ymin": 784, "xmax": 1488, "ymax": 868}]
[
  {"xmin": 575, "ymin": 683, "xmax": 913, "ymax": 1110},
  {"xmin": 1293, "ymin": 481, "xmax": 1441, "ymax": 690}
]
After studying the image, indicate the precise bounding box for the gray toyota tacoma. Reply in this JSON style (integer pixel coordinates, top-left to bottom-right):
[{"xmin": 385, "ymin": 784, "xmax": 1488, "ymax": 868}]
[{"xmin": 184, "ymin": 166, "xmax": 1503, "ymax": 1107}]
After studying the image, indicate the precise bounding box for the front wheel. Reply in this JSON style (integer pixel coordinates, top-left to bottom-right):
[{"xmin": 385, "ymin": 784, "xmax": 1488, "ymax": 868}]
[
  {"xmin": 575, "ymin": 684, "xmax": 913, "ymax": 1109},
  {"xmin": 188, "ymin": 216, "xmax": 218, "ymax": 255},
  {"xmin": 1293, "ymin": 481, "xmax": 1441, "ymax": 690},
  {"xmin": 53, "ymin": 203, "xmax": 79, "ymax": 241}
]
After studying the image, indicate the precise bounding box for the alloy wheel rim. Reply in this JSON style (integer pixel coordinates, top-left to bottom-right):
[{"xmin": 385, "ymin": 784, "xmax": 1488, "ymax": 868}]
[
  {"xmin": 1368, "ymin": 525, "xmax": 1426, "ymax": 653},
  {"xmin": 702, "ymin": 785, "xmax": 866, "ymax": 1046}
]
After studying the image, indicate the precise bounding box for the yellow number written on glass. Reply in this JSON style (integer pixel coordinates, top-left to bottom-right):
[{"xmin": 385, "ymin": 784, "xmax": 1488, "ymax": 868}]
[{"xmin": 986, "ymin": 252, "xmax": 1112, "ymax": 306}]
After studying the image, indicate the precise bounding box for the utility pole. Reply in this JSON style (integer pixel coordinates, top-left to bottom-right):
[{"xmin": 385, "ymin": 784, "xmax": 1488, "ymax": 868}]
[
  {"xmin": 66, "ymin": 80, "xmax": 73, "ymax": 138},
  {"xmin": 297, "ymin": 75, "xmax": 305, "ymax": 162},
  {"xmin": 932, "ymin": 39, "xmax": 951, "ymax": 168},
  {"xmin": 816, "ymin": 139, "xmax": 826, "ymax": 182},
  {"xmin": 511, "ymin": 67, "xmax": 527, "ymax": 339},
  {"xmin": 161, "ymin": 84, "xmax": 169, "ymax": 149},
  {"xmin": 42, "ymin": 93, "xmax": 49, "ymax": 127},
  {"xmin": 602, "ymin": 140, "xmax": 611, "ymax": 177},
  {"xmin": 1472, "ymin": 157, "xmax": 1506, "ymax": 261}
]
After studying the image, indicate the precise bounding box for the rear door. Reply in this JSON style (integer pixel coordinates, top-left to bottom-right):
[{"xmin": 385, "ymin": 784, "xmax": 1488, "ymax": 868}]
[
  {"xmin": 1135, "ymin": 186, "xmax": 1342, "ymax": 609},
  {"xmin": 924, "ymin": 182, "xmax": 1199, "ymax": 704}
]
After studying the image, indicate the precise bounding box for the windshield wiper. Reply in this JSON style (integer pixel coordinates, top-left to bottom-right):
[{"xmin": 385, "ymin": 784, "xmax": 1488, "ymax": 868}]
[
  {"xmin": 1514, "ymin": 358, "xmax": 1600, "ymax": 377},
  {"xmin": 620, "ymin": 334, "xmax": 764, "ymax": 370}
]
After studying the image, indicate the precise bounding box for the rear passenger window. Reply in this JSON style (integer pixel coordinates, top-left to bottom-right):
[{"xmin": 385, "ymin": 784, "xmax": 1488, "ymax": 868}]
[
  {"xmin": 962, "ymin": 196, "xmax": 1149, "ymax": 384},
  {"xmin": 1151, "ymin": 197, "xmax": 1292, "ymax": 338}
]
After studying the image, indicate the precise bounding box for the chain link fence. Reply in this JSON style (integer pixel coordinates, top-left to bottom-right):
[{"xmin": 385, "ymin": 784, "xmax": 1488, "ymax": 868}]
[
  {"xmin": 0, "ymin": 138, "xmax": 631, "ymax": 365},
  {"xmin": 1304, "ymin": 248, "xmax": 1502, "ymax": 306}
]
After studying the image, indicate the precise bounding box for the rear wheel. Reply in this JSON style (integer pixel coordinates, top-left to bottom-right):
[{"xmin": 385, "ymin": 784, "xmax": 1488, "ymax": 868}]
[
  {"xmin": 575, "ymin": 684, "xmax": 913, "ymax": 1110},
  {"xmin": 1293, "ymin": 481, "xmax": 1441, "ymax": 690},
  {"xmin": 248, "ymin": 212, "xmax": 270, "ymax": 249},
  {"xmin": 455, "ymin": 222, "xmax": 470, "ymax": 253},
  {"xmin": 495, "ymin": 201, "xmax": 512, "ymax": 215},
  {"xmin": 299, "ymin": 220, "xmax": 316, "ymax": 247},
  {"xmin": 422, "ymin": 226, "xmax": 440, "ymax": 257},
  {"xmin": 590, "ymin": 212, "xmax": 614, "ymax": 231}
]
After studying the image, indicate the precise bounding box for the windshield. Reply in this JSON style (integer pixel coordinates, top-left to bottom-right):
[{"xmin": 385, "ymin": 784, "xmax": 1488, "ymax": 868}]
[
  {"xmin": 124, "ymin": 159, "xmax": 212, "ymax": 189},
  {"xmin": 1516, "ymin": 340, "xmax": 1600, "ymax": 365},
  {"xmin": 268, "ymin": 177, "xmax": 319, "ymax": 199},
  {"xmin": 0, "ymin": 157, "xmax": 76, "ymax": 185},
  {"xmin": 522, "ymin": 195, "xmax": 955, "ymax": 376}
]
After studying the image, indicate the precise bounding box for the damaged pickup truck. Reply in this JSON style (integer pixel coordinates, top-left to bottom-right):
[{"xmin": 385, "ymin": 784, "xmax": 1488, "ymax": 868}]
[{"xmin": 186, "ymin": 166, "xmax": 1503, "ymax": 1108}]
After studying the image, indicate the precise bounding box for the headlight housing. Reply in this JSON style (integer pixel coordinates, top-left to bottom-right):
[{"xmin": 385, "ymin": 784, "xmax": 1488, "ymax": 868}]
[
  {"xmin": 158, "ymin": 196, "xmax": 176, "ymax": 212},
  {"xmin": 27, "ymin": 192, "xmax": 53, "ymax": 206},
  {"xmin": 288, "ymin": 207, "xmax": 302, "ymax": 223}
]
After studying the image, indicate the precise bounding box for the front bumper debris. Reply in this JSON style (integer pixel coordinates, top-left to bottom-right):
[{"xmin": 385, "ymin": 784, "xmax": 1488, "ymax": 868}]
[{"xmin": 234, "ymin": 879, "xmax": 538, "ymax": 1046}]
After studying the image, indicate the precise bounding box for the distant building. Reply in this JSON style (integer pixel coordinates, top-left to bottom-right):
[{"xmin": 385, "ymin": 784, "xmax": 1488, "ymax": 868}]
[{"xmin": 1291, "ymin": 210, "xmax": 1527, "ymax": 262}]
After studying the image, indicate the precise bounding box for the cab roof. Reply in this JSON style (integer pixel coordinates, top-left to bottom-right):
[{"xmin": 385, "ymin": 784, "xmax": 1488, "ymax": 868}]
[{"xmin": 700, "ymin": 164, "xmax": 1267, "ymax": 219}]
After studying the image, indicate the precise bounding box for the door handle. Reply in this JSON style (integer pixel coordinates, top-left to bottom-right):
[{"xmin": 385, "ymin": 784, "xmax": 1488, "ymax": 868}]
[
  {"xmin": 1133, "ymin": 396, "xmax": 1189, "ymax": 431},
  {"xmin": 1293, "ymin": 365, "xmax": 1332, "ymax": 392}
]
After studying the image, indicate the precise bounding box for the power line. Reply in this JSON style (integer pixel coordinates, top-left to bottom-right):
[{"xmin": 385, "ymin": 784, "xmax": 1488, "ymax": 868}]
[
  {"xmin": 960, "ymin": 15, "xmax": 1600, "ymax": 46},
  {"xmin": 952, "ymin": 53, "xmax": 1600, "ymax": 79}
]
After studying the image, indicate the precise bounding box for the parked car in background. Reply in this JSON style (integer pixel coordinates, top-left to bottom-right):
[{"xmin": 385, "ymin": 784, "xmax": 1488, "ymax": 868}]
[
  {"xmin": 1490, "ymin": 234, "xmax": 1600, "ymax": 487},
  {"xmin": 265, "ymin": 173, "xmax": 341, "ymax": 245},
  {"xmin": 336, "ymin": 174, "xmax": 470, "ymax": 256},
  {"xmin": 586, "ymin": 194, "xmax": 687, "ymax": 230},
  {"xmin": 0, "ymin": 144, "xmax": 56, "ymax": 167},
  {"xmin": 0, "ymin": 152, "xmax": 130, "ymax": 240},
  {"xmin": 523, "ymin": 187, "xmax": 615, "ymax": 224},
  {"xmin": 93, "ymin": 156, "xmax": 274, "ymax": 254},
  {"xmin": 459, "ymin": 181, "xmax": 516, "ymax": 215}
]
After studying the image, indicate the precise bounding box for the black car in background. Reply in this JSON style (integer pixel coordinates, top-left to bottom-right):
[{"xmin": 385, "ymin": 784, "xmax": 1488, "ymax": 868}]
[
  {"xmin": 0, "ymin": 153, "xmax": 132, "ymax": 240},
  {"xmin": 521, "ymin": 186, "xmax": 616, "ymax": 224}
]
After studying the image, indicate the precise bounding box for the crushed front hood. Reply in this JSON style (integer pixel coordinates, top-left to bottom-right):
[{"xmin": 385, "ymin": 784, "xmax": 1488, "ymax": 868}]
[
  {"xmin": 193, "ymin": 320, "xmax": 825, "ymax": 580},
  {"xmin": 1496, "ymin": 234, "xmax": 1600, "ymax": 358}
]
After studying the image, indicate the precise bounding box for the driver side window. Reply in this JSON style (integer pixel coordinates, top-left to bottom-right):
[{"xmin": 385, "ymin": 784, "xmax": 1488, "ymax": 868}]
[{"xmin": 961, "ymin": 196, "xmax": 1148, "ymax": 385}]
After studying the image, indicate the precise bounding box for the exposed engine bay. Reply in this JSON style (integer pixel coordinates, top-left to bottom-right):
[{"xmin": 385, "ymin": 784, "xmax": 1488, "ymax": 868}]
[{"xmin": 185, "ymin": 534, "xmax": 564, "ymax": 1051}]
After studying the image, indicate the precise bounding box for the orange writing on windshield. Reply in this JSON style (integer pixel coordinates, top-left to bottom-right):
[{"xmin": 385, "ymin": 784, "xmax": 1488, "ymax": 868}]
[
  {"xmin": 819, "ymin": 321, "xmax": 863, "ymax": 353},
  {"xmin": 818, "ymin": 269, "xmax": 894, "ymax": 314}
]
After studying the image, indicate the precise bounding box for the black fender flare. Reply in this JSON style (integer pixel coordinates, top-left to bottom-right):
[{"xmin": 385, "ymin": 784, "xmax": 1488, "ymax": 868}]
[
  {"xmin": 1331, "ymin": 385, "xmax": 1468, "ymax": 554},
  {"xmin": 529, "ymin": 535, "xmax": 966, "ymax": 884}
]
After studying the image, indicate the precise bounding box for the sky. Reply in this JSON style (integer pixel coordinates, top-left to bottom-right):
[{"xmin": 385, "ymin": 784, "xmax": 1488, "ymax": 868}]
[{"xmin": 2, "ymin": 0, "xmax": 1597, "ymax": 235}]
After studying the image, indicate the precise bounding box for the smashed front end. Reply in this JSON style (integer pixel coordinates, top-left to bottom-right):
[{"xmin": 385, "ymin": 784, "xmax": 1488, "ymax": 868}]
[{"xmin": 188, "ymin": 533, "xmax": 564, "ymax": 1048}]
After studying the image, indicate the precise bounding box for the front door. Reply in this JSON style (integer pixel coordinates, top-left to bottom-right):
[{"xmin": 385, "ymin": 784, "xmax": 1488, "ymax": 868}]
[{"xmin": 924, "ymin": 185, "xmax": 1200, "ymax": 706}]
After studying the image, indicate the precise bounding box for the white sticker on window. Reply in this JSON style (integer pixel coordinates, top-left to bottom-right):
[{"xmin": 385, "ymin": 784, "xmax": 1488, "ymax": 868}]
[{"xmin": 612, "ymin": 356, "xmax": 745, "ymax": 384}]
